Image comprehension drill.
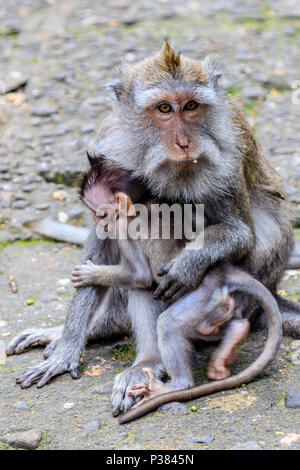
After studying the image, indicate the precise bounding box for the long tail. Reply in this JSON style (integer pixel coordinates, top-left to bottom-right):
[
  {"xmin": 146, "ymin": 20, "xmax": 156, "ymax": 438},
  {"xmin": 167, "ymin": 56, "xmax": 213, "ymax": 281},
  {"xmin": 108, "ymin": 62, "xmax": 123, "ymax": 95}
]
[{"xmin": 119, "ymin": 267, "xmax": 282, "ymax": 424}]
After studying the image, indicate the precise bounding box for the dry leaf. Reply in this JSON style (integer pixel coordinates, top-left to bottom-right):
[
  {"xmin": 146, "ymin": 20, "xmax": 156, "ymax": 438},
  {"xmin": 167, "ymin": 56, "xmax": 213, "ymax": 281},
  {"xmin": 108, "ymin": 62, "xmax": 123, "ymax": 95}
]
[{"xmin": 84, "ymin": 369, "xmax": 102, "ymax": 377}]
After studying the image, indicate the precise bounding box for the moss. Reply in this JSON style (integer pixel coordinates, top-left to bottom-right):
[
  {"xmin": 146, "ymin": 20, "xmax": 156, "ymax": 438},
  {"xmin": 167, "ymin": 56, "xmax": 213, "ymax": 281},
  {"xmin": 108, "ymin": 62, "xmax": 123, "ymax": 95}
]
[
  {"xmin": 0, "ymin": 29, "xmax": 19, "ymax": 38},
  {"xmin": 0, "ymin": 239, "xmax": 57, "ymax": 252},
  {"xmin": 287, "ymin": 293, "xmax": 299, "ymax": 302},
  {"xmin": 0, "ymin": 442, "xmax": 11, "ymax": 450},
  {"xmin": 277, "ymin": 391, "xmax": 286, "ymax": 405},
  {"xmin": 112, "ymin": 342, "xmax": 136, "ymax": 362}
]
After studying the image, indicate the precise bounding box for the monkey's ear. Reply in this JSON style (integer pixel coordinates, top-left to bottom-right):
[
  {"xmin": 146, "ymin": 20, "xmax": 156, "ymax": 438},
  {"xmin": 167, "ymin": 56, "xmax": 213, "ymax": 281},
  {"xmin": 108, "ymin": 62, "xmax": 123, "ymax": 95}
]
[
  {"xmin": 109, "ymin": 80, "xmax": 125, "ymax": 101},
  {"xmin": 202, "ymin": 56, "xmax": 223, "ymax": 88}
]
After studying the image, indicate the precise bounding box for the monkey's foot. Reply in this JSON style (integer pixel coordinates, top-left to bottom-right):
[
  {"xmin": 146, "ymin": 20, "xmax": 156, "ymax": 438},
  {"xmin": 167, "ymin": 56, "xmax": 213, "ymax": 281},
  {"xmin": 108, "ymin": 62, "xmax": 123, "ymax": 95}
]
[
  {"xmin": 71, "ymin": 260, "xmax": 98, "ymax": 288},
  {"xmin": 111, "ymin": 362, "xmax": 165, "ymax": 416},
  {"xmin": 282, "ymin": 312, "xmax": 300, "ymax": 339},
  {"xmin": 207, "ymin": 359, "xmax": 231, "ymax": 381},
  {"xmin": 15, "ymin": 350, "xmax": 80, "ymax": 389},
  {"xmin": 6, "ymin": 326, "xmax": 63, "ymax": 356},
  {"xmin": 128, "ymin": 368, "xmax": 173, "ymax": 408}
]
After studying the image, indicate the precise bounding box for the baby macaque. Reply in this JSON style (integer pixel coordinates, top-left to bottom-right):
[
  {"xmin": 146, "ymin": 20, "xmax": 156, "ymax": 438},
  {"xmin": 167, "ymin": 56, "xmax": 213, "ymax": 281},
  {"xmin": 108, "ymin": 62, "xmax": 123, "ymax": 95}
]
[{"xmin": 72, "ymin": 155, "xmax": 282, "ymax": 424}]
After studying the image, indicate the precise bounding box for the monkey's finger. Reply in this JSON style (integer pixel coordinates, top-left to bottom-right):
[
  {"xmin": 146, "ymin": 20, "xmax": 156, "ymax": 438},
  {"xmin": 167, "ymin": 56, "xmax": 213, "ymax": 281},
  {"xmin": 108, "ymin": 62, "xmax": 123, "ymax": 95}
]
[
  {"xmin": 6, "ymin": 333, "xmax": 30, "ymax": 355},
  {"xmin": 18, "ymin": 369, "xmax": 46, "ymax": 388},
  {"xmin": 14, "ymin": 336, "xmax": 39, "ymax": 355},
  {"xmin": 70, "ymin": 367, "xmax": 80, "ymax": 379},
  {"xmin": 131, "ymin": 384, "xmax": 150, "ymax": 391},
  {"xmin": 159, "ymin": 283, "xmax": 181, "ymax": 302},
  {"xmin": 153, "ymin": 279, "xmax": 172, "ymax": 299},
  {"xmin": 168, "ymin": 286, "xmax": 188, "ymax": 303},
  {"xmin": 16, "ymin": 367, "xmax": 38, "ymax": 384},
  {"xmin": 157, "ymin": 262, "xmax": 173, "ymax": 277},
  {"xmin": 128, "ymin": 388, "xmax": 149, "ymax": 398},
  {"xmin": 123, "ymin": 393, "xmax": 136, "ymax": 413},
  {"xmin": 111, "ymin": 390, "xmax": 125, "ymax": 416},
  {"xmin": 43, "ymin": 341, "xmax": 58, "ymax": 359},
  {"xmin": 36, "ymin": 369, "xmax": 59, "ymax": 388}
]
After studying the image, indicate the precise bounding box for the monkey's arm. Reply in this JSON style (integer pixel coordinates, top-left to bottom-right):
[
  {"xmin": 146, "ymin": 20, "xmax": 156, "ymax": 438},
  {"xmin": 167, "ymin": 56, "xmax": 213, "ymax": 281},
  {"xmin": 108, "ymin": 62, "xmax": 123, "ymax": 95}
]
[
  {"xmin": 15, "ymin": 227, "xmax": 112, "ymax": 388},
  {"xmin": 155, "ymin": 214, "xmax": 254, "ymax": 302}
]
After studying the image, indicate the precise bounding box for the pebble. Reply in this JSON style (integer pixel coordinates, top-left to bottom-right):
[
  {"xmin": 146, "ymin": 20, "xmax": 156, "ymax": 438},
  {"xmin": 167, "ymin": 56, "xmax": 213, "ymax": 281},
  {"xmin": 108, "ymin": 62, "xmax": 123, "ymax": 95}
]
[
  {"xmin": 285, "ymin": 389, "xmax": 300, "ymax": 408},
  {"xmin": 58, "ymin": 211, "xmax": 69, "ymax": 223},
  {"xmin": 0, "ymin": 165, "xmax": 9, "ymax": 173},
  {"xmin": 12, "ymin": 200, "xmax": 29, "ymax": 209},
  {"xmin": 35, "ymin": 203, "xmax": 50, "ymax": 210},
  {"xmin": 63, "ymin": 402, "xmax": 75, "ymax": 410},
  {"xmin": 22, "ymin": 183, "xmax": 36, "ymax": 192},
  {"xmin": 158, "ymin": 402, "xmax": 189, "ymax": 415},
  {"xmin": 1, "ymin": 173, "xmax": 12, "ymax": 181},
  {"xmin": 68, "ymin": 205, "xmax": 84, "ymax": 219},
  {"xmin": 14, "ymin": 401, "xmax": 30, "ymax": 412},
  {"xmin": 31, "ymin": 105, "xmax": 58, "ymax": 117},
  {"xmin": 0, "ymin": 430, "xmax": 43, "ymax": 450},
  {"xmin": 229, "ymin": 441, "xmax": 263, "ymax": 450},
  {"xmin": 58, "ymin": 278, "xmax": 70, "ymax": 287},
  {"xmin": 86, "ymin": 419, "xmax": 101, "ymax": 432}
]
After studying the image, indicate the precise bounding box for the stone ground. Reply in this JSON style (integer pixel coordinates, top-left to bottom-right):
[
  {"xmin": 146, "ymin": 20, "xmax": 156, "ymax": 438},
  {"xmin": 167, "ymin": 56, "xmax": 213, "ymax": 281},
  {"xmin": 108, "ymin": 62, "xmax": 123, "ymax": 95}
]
[{"xmin": 0, "ymin": 0, "xmax": 300, "ymax": 451}]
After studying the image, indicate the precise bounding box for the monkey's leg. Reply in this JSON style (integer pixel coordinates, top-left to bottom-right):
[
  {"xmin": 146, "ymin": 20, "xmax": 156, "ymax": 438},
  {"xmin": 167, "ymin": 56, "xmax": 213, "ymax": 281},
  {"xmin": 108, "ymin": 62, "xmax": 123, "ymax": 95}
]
[
  {"xmin": 111, "ymin": 290, "xmax": 166, "ymax": 416},
  {"xmin": 156, "ymin": 298, "xmax": 203, "ymax": 390},
  {"xmin": 86, "ymin": 287, "xmax": 131, "ymax": 342},
  {"xmin": 14, "ymin": 230, "xmax": 118, "ymax": 389},
  {"xmin": 207, "ymin": 319, "xmax": 250, "ymax": 380}
]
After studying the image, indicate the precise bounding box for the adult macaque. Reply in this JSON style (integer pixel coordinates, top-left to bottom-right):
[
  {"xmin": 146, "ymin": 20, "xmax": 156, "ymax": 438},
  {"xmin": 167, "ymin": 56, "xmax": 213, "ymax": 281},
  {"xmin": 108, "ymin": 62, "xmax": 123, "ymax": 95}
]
[
  {"xmin": 6, "ymin": 42, "xmax": 300, "ymax": 415},
  {"xmin": 70, "ymin": 171, "xmax": 282, "ymax": 423}
]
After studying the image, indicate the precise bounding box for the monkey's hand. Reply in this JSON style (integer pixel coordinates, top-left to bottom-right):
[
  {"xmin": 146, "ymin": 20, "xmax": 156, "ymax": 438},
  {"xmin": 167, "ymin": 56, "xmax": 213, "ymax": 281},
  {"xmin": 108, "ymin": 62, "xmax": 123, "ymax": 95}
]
[
  {"xmin": 154, "ymin": 250, "xmax": 206, "ymax": 302},
  {"xmin": 72, "ymin": 260, "xmax": 99, "ymax": 288},
  {"xmin": 111, "ymin": 363, "xmax": 165, "ymax": 416},
  {"xmin": 15, "ymin": 344, "xmax": 81, "ymax": 389},
  {"xmin": 128, "ymin": 368, "xmax": 173, "ymax": 408}
]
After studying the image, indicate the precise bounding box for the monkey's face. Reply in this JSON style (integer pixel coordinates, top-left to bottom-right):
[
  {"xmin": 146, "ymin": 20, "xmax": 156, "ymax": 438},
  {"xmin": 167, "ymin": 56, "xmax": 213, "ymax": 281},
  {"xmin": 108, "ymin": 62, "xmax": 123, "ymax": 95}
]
[{"xmin": 142, "ymin": 90, "xmax": 206, "ymax": 166}]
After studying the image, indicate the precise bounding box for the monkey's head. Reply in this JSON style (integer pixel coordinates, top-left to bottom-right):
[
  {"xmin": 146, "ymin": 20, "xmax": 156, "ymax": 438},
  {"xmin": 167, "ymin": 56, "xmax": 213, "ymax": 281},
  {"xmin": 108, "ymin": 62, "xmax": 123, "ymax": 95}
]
[{"xmin": 97, "ymin": 41, "xmax": 239, "ymax": 201}]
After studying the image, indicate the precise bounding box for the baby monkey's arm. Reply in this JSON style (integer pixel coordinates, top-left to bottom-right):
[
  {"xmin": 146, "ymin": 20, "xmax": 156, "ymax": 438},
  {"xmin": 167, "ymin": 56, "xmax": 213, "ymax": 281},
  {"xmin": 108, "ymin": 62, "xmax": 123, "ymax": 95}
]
[{"xmin": 72, "ymin": 193, "xmax": 152, "ymax": 290}]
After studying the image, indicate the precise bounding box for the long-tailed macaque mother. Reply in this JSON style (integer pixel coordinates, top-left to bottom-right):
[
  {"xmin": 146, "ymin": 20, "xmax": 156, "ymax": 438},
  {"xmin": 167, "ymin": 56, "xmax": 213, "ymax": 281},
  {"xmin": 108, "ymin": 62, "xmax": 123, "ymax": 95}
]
[{"xmin": 6, "ymin": 42, "xmax": 300, "ymax": 416}]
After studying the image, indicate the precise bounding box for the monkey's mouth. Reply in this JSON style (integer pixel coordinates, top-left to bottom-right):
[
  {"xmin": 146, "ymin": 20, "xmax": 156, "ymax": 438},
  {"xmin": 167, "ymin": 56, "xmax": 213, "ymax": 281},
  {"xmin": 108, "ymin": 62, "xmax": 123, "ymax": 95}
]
[{"xmin": 169, "ymin": 158, "xmax": 198, "ymax": 167}]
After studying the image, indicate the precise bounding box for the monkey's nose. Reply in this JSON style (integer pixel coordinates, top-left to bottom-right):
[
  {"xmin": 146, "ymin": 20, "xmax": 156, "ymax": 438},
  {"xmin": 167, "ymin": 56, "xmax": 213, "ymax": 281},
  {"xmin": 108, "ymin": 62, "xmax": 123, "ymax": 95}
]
[{"xmin": 176, "ymin": 138, "xmax": 190, "ymax": 151}]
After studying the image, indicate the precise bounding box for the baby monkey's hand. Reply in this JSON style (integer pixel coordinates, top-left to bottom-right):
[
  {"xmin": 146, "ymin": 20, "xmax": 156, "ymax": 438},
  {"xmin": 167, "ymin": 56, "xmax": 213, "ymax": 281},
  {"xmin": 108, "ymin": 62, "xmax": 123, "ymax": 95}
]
[{"xmin": 128, "ymin": 368, "xmax": 173, "ymax": 408}]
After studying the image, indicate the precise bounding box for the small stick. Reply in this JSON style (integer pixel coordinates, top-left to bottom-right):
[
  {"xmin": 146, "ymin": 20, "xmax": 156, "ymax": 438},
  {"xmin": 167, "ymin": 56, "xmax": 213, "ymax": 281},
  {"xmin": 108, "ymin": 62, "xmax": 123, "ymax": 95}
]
[{"xmin": 9, "ymin": 276, "xmax": 17, "ymax": 293}]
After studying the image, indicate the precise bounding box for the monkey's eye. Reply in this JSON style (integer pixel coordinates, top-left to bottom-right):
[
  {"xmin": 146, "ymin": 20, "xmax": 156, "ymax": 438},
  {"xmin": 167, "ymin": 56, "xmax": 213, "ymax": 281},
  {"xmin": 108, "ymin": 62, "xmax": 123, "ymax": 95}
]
[
  {"xmin": 184, "ymin": 101, "xmax": 198, "ymax": 111},
  {"xmin": 157, "ymin": 103, "xmax": 173, "ymax": 113}
]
